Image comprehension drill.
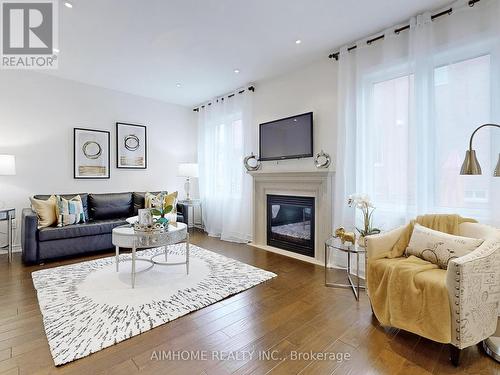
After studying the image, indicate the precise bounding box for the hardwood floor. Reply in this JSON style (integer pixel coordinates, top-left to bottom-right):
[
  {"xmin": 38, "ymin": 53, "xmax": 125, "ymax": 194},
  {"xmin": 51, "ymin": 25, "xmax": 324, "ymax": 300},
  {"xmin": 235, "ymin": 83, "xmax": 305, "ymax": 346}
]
[{"xmin": 0, "ymin": 232, "xmax": 498, "ymax": 375}]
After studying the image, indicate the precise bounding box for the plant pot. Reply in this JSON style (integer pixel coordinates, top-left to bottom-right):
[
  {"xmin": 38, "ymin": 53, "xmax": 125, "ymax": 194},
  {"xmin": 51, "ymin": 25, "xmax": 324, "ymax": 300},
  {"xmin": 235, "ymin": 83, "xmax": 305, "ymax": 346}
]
[{"xmin": 358, "ymin": 235, "xmax": 367, "ymax": 248}]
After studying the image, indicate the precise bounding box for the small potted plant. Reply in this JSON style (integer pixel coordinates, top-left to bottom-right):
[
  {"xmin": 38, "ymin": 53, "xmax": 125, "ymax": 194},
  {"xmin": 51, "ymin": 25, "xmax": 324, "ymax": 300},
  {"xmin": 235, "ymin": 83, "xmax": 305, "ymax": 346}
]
[
  {"xmin": 347, "ymin": 194, "xmax": 380, "ymax": 247},
  {"xmin": 150, "ymin": 195, "xmax": 173, "ymax": 225}
]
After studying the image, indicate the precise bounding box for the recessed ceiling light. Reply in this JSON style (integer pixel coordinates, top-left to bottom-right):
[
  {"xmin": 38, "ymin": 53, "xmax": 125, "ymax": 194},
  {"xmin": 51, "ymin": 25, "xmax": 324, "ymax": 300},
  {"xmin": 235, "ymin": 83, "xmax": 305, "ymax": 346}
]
[
  {"xmin": 176, "ymin": 83, "xmax": 181, "ymax": 88},
  {"xmin": 233, "ymin": 69, "xmax": 240, "ymax": 74},
  {"xmin": 53, "ymin": 48, "xmax": 60, "ymax": 53},
  {"xmin": 295, "ymin": 39, "xmax": 302, "ymax": 44},
  {"xmin": 64, "ymin": 1, "xmax": 73, "ymax": 8}
]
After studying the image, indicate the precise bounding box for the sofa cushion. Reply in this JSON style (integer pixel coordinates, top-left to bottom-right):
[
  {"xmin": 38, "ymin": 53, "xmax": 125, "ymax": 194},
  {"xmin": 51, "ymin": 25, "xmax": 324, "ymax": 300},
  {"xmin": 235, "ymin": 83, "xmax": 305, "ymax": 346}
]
[
  {"xmin": 89, "ymin": 192, "xmax": 132, "ymax": 220},
  {"xmin": 405, "ymin": 223, "xmax": 483, "ymax": 269},
  {"xmin": 38, "ymin": 219, "xmax": 128, "ymax": 242},
  {"xmin": 34, "ymin": 193, "xmax": 89, "ymax": 221}
]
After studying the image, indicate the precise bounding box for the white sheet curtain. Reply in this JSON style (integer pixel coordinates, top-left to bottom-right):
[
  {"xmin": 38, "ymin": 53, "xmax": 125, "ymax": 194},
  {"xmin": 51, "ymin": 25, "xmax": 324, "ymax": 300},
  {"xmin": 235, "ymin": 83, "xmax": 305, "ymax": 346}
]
[
  {"xmin": 197, "ymin": 91, "xmax": 254, "ymax": 243},
  {"xmin": 334, "ymin": 0, "xmax": 500, "ymax": 234}
]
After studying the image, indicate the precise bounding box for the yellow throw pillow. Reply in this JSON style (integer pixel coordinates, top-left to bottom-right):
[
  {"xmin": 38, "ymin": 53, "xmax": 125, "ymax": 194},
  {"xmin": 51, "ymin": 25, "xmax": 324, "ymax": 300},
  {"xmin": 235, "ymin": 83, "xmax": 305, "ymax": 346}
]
[
  {"xmin": 30, "ymin": 195, "xmax": 58, "ymax": 229},
  {"xmin": 164, "ymin": 191, "xmax": 178, "ymax": 223}
]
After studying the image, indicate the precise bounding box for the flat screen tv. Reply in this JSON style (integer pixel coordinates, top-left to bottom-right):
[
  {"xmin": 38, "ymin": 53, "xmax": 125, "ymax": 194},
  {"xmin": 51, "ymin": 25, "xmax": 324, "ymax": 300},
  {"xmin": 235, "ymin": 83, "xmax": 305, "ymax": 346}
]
[{"xmin": 259, "ymin": 112, "xmax": 313, "ymax": 161}]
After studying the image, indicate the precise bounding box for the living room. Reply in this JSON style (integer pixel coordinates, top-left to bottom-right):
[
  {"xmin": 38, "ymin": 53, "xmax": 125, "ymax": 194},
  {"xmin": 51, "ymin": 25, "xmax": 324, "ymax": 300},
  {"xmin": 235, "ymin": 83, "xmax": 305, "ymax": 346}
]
[{"xmin": 0, "ymin": 0, "xmax": 499, "ymax": 374}]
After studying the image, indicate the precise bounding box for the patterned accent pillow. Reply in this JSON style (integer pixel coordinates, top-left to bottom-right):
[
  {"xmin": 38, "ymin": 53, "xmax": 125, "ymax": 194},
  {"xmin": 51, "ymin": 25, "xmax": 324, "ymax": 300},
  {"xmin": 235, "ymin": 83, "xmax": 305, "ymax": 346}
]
[
  {"xmin": 56, "ymin": 195, "xmax": 86, "ymax": 227},
  {"xmin": 405, "ymin": 223, "xmax": 484, "ymax": 269}
]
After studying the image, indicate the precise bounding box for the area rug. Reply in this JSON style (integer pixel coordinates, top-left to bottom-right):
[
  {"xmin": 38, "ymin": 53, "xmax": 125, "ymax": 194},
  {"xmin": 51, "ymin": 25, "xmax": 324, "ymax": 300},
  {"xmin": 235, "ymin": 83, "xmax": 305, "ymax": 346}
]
[{"xmin": 31, "ymin": 244, "xmax": 276, "ymax": 366}]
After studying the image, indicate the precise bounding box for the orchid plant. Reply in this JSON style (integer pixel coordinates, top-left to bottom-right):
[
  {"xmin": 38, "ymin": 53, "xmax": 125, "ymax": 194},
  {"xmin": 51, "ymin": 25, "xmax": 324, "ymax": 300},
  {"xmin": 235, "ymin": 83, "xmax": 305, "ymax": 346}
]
[
  {"xmin": 347, "ymin": 193, "xmax": 381, "ymax": 237},
  {"xmin": 150, "ymin": 194, "xmax": 173, "ymax": 224}
]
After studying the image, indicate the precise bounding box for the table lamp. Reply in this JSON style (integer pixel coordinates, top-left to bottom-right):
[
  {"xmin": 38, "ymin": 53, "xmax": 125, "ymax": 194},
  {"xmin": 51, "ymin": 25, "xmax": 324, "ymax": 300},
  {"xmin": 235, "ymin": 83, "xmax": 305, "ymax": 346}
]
[{"xmin": 178, "ymin": 163, "xmax": 198, "ymax": 201}]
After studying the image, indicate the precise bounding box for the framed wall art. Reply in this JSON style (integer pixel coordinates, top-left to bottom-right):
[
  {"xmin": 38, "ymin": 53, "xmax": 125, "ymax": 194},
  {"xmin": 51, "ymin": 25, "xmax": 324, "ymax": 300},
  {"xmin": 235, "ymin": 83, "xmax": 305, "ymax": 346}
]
[
  {"xmin": 74, "ymin": 128, "xmax": 110, "ymax": 179},
  {"xmin": 116, "ymin": 122, "xmax": 147, "ymax": 169}
]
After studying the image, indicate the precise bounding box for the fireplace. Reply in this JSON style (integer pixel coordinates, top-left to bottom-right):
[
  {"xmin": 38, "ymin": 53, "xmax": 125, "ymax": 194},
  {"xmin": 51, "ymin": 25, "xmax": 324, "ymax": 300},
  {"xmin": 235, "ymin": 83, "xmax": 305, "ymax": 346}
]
[{"xmin": 266, "ymin": 194, "xmax": 315, "ymax": 257}]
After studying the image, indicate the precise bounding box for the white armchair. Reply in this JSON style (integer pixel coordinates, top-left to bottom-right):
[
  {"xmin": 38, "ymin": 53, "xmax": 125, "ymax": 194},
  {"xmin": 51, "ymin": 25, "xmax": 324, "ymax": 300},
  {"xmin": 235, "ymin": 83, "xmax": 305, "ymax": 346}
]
[{"xmin": 366, "ymin": 222, "xmax": 500, "ymax": 366}]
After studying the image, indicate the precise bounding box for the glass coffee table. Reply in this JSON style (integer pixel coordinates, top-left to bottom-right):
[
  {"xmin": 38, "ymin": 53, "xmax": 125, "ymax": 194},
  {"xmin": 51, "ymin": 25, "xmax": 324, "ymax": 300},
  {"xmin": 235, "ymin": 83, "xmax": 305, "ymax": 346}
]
[
  {"xmin": 112, "ymin": 222, "xmax": 189, "ymax": 288},
  {"xmin": 324, "ymin": 237, "xmax": 366, "ymax": 300}
]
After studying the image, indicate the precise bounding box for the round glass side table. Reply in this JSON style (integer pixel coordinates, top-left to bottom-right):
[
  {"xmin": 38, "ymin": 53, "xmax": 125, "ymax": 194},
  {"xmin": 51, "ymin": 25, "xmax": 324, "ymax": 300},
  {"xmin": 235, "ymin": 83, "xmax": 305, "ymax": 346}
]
[{"xmin": 324, "ymin": 237, "xmax": 367, "ymax": 300}]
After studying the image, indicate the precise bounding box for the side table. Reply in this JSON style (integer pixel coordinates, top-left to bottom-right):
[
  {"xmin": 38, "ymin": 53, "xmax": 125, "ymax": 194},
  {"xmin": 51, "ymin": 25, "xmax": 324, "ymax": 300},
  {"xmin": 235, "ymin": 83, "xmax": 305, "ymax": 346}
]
[
  {"xmin": 178, "ymin": 199, "xmax": 203, "ymax": 231},
  {"xmin": 0, "ymin": 208, "xmax": 15, "ymax": 263},
  {"xmin": 324, "ymin": 236, "xmax": 366, "ymax": 300}
]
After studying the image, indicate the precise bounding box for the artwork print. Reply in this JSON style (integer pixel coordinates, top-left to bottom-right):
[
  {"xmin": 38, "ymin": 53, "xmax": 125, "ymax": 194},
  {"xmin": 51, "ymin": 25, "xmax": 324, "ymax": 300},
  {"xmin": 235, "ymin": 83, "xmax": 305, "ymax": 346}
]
[
  {"xmin": 74, "ymin": 128, "xmax": 110, "ymax": 179},
  {"xmin": 116, "ymin": 123, "xmax": 147, "ymax": 169}
]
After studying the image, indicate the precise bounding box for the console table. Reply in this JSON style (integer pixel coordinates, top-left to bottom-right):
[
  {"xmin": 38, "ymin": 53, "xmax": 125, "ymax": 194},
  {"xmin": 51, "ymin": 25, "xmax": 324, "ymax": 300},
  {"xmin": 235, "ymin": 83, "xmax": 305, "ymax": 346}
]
[{"xmin": 0, "ymin": 208, "xmax": 15, "ymax": 263}]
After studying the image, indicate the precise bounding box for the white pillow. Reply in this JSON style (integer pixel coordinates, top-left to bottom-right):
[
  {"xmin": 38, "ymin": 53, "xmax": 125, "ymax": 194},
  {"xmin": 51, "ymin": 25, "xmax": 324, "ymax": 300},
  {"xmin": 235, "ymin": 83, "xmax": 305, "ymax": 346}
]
[{"xmin": 405, "ymin": 223, "xmax": 484, "ymax": 269}]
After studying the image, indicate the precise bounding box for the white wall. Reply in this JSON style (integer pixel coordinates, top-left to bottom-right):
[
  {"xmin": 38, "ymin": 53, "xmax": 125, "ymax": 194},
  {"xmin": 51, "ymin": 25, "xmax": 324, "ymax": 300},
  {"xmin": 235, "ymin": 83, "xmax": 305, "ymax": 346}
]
[
  {"xmin": 0, "ymin": 71, "xmax": 197, "ymax": 246},
  {"xmin": 252, "ymin": 58, "xmax": 337, "ymax": 172}
]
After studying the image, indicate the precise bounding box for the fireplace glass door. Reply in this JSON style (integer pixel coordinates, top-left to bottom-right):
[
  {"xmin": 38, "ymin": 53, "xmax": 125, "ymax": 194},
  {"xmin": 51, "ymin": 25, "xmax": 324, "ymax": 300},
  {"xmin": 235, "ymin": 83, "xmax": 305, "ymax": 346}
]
[{"xmin": 267, "ymin": 195, "xmax": 315, "ymax": 257}]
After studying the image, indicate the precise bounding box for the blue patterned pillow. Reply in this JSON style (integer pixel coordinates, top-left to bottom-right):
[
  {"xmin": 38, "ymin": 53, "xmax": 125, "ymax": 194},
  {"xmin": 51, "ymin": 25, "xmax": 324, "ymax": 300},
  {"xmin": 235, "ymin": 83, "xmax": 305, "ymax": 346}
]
[{"xmin": 56, "ymin": 195, "xmax": 86, "ymax": 227}]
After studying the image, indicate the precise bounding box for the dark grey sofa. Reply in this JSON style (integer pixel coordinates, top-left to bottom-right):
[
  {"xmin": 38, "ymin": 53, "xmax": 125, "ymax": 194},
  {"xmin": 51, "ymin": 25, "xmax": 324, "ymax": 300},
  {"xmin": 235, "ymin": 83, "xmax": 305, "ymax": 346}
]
[{"xmin": 21, "ymin": 192, "xmax": 188, "ymax": 264}]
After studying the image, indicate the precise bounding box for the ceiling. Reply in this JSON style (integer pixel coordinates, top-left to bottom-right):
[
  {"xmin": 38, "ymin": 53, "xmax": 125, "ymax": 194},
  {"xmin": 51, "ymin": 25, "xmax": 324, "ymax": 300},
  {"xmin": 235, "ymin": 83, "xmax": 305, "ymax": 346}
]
[{"xmin": 49, "ymin": 0, "xmax": 451, "ymax": 107}]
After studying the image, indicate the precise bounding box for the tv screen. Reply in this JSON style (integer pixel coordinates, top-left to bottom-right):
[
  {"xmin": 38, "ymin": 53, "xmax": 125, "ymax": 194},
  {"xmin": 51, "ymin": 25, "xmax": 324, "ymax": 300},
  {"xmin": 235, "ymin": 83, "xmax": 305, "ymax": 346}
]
[{"xmin": 259, "ymin": 112, "xmax": 313, "ymax": 161}]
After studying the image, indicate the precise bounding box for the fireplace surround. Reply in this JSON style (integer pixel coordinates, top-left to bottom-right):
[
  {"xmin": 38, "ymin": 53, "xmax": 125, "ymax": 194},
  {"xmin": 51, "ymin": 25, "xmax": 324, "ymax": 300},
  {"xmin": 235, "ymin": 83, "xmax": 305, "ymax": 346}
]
[{"xmin": 250, "ymin": 170, "xmax": 333, "ymax": 265}]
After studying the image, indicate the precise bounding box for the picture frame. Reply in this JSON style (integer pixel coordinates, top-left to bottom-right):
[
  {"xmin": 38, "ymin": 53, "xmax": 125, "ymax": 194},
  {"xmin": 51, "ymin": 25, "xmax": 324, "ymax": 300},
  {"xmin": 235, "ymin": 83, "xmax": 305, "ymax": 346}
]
[
  {"xmin": 73, "ymin": 128, "xmax": 110, "ymax": 179},
  {"xmin": 138, "ymin": 209, "xmax": 153, "ymax": 226},
  {"xmin": 116, "ymin": 122, "xmax": 147, "ymax": 169}
]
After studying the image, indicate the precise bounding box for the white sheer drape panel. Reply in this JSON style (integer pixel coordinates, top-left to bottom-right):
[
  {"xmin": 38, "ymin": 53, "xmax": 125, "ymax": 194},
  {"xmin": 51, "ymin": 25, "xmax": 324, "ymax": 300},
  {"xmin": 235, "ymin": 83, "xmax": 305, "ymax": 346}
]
[
  {"xmin": 333, "ymin": 46, "xmax": 356, "ymax": 233},
  {"xmin": 335, "ymin": 0, "xmax": 500, "ymax": 231},
  {"xmin": 197, "ymin": 92, "xmax": 254, "ymax": 243}
]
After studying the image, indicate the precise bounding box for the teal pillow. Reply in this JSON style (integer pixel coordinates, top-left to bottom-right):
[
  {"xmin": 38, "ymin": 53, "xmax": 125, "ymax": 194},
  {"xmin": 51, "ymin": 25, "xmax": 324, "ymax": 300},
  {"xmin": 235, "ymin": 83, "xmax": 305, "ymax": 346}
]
[{"xmin": 56, "ymin": 195, "xmax": 86, "ymax": 227}]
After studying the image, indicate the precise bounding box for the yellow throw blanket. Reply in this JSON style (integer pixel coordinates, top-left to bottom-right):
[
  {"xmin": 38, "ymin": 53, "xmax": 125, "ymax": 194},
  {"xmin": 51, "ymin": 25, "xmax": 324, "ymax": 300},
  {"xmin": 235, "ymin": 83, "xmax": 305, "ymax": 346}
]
[{"xmin": 367, "ymin": 214, "xmax": 476, "ymax": 343}]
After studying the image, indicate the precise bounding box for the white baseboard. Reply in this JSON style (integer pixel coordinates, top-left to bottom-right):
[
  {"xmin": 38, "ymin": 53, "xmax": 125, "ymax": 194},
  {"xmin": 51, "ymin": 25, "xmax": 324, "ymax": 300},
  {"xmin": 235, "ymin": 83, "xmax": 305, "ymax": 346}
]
[{"xmin": 0, "ymin": 245, "xmax": 21, "ymax": 254}]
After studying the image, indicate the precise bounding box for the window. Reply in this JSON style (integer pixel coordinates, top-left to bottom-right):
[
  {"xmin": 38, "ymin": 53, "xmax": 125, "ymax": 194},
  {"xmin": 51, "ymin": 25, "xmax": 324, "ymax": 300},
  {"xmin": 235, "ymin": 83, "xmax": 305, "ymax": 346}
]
[
  {"xmin": 363, "ymin": 54, "xmax": 497, "ymax": 226},
  {"xmin": 371, "ymin": 75, "xmax": 413, "ymax": 206},
  {"xmin": 434, "ymin": 55, "xmax": 491, "ymax": 212},
  {"xmin": 213, "ymin": 118, "xmax": 244, "ymax": 198}
]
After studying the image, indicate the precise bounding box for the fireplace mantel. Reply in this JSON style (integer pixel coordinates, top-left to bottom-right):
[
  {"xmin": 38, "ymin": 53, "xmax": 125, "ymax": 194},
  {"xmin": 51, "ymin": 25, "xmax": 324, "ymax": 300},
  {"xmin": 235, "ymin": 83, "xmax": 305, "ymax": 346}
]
[
  {"xmin": 249, "ymin": 170, "xmax": 333, "ymax": 265},
  {"xmin": 248, "ymin": 170, "xmax": 332, "ymax": 178}
]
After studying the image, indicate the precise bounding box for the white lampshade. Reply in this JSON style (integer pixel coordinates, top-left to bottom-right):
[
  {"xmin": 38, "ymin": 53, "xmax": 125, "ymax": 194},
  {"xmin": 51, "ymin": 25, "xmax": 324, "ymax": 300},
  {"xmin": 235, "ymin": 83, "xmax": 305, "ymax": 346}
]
[
  {"xmin": 178, "ymin": 163, "xmax": 199, "ymax": 178},
  {"xmin": 0, "ymin": 155, "xmax": 16, "ymax": 175}
]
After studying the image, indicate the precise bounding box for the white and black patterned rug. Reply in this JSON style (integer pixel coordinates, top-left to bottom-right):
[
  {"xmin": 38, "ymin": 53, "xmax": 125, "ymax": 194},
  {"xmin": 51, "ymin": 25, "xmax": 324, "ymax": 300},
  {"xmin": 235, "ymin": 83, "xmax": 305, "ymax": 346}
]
[{"xmin": 32, "ymin": 244, "xmax": 276, "ymax": 366}]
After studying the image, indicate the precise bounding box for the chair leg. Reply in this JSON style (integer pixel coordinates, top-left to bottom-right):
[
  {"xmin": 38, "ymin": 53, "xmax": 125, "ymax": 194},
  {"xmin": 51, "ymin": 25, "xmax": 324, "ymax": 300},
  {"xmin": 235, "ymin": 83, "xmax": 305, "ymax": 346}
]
[{"xmin": 450, "ymin": 345, "xmax": 461, "ymax": 367}]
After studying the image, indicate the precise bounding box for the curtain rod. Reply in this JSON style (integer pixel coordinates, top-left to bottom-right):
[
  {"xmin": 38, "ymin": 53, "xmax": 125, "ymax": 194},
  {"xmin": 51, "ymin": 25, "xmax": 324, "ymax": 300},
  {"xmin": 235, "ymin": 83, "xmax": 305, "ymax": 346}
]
[
  {"xmin": 328, "ymin": 0, "xmax": 481, "ymax": 61},
  {"xmin": 192, "ymin": 86, "xmax": 255, "ymax": 112}
]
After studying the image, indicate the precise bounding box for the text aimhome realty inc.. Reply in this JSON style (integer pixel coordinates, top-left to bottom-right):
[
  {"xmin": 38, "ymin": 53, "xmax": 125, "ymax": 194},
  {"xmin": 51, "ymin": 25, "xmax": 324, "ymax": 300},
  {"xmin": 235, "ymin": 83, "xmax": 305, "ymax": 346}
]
[{"xmin": 150, "ymin": 349, "xmax": 352, "ymax": 363}]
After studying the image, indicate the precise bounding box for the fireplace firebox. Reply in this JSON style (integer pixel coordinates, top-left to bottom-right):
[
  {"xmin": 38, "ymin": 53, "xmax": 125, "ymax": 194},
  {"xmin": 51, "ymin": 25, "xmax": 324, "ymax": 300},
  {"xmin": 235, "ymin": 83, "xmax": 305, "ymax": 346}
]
[{"xmin": 266, "ymin": 194, "xmax": 315, "ymax": 257}]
